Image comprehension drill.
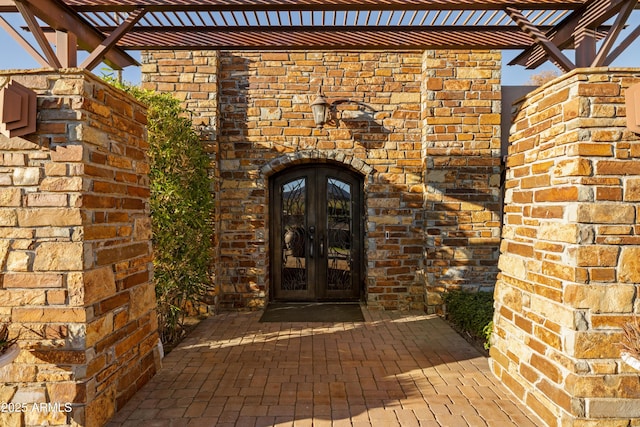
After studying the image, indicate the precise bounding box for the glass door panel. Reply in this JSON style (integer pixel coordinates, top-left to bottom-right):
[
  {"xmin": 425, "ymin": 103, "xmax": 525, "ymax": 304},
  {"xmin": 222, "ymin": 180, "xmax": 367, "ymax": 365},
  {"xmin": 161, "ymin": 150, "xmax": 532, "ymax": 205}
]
[
  {"xmin": 326, "ymin": 177, "xmax": 353, "ymax": 292},
  {"xmin": 281, "ymin": 178, "xmax": 307, "ymax": 292}
]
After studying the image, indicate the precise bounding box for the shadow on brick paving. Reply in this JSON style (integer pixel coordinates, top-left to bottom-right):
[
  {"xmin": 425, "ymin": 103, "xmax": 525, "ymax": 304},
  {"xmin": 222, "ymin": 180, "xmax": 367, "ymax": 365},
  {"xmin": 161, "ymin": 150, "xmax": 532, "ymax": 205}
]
[{"xmin": 107, "ymin": 308, "xmax": 542, "ymax": 427}]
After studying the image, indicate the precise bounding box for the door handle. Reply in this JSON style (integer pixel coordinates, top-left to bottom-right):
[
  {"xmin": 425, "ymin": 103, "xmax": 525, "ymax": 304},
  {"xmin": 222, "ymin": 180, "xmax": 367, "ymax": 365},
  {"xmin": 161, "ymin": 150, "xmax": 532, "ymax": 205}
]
[
  {"xmin": 308, "ymin": 226, "xmax": 315, "ymax": 258},
  {"xmin": 319, "ymin": 233, "xmax": 324, "ymax": 257}
]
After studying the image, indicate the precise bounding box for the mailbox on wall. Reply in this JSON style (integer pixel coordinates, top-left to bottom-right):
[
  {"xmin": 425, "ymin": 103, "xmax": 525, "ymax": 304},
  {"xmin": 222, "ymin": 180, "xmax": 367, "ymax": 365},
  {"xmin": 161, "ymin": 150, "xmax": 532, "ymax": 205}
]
[
  {"xmin": 0, "ymin": 80, "xmax": 37, "ymax": 138},
  {"xmin": 627, "ymin": 82, "xmax": 640, "ymax": 134}
]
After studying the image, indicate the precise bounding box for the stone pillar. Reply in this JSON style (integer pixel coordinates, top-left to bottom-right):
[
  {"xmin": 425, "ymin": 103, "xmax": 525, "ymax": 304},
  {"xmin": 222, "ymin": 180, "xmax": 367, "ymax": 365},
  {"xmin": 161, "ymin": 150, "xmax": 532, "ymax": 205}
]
[
  {"xmin": 0, "ymin": 70, "xmax": 160, "ymax": 427},
  {"xmin": 421, "ymin": 50, "xmax": 503, "ymax": 313},
  {"xmin": 491, "ymin": 68, "xmax": 640, "ymax": 426}
]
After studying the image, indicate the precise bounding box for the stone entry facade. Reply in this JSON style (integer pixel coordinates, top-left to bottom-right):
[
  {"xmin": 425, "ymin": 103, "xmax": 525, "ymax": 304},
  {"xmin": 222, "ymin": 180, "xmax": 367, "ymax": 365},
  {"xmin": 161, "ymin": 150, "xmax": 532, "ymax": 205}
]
[
  {"xmin": 0, "ymin": 56, "xmax": 638, "ymax": 427},
  {"xmin": 491, "ymin": 69, "xmax": 640, "ymax": 426},
  {"xmin": 141, "ymin": 52, "xmax": 640, "ymax": 425},
  {"xmin": 141, "ymin": 49, "xmax": 503, "ymax": 312}
]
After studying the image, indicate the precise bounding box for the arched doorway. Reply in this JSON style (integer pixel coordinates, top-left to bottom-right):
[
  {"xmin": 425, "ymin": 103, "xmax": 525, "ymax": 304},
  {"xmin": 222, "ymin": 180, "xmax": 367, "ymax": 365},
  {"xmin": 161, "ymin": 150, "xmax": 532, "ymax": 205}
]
[{"xmin": 270, "ymin": 163, "xmax": 364, "ymax": 301}]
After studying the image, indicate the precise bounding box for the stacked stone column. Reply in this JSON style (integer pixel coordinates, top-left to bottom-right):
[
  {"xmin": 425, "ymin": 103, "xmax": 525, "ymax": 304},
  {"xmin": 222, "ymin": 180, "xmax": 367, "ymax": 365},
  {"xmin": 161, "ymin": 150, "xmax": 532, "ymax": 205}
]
[
  {"xmin": 492, "ymin": 69, "xmax": 640, "ymax": 426},
  {"xmin": 0, "ymin": 70, "xmax": 160, "ymax": 427},
  {"xmin": 421, "ymin": 50, "xmax": 503, "ymax": 313}
]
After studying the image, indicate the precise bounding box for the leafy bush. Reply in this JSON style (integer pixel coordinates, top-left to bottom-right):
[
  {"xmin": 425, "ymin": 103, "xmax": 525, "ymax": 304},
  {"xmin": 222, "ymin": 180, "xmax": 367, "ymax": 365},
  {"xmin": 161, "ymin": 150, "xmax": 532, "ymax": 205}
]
[
  {"xmin": 443, "ymin": 290, "xmax": 494, "ymax": 350},
  {"xmin": 482, "ymin": 321, "xmax": 493, "ymax": 350},
  {"xmin": 104, "ymin": 77, "xmax": 214, "ymax": 345}
]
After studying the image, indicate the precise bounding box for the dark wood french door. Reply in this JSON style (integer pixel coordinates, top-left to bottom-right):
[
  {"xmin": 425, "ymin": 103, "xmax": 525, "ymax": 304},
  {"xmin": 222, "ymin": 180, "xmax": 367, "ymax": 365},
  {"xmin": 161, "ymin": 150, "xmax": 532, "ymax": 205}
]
[{"xmin": 270, "ymin": 164, "xmax": 363, "ymax": 301}]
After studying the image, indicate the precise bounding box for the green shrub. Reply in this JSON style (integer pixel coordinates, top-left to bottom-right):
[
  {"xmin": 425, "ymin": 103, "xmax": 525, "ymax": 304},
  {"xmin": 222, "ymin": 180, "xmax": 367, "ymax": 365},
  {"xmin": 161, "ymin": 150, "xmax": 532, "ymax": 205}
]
[
  {"xmin": 482, "ymin": 321, "xmax": 493, "ymax": 350},
  {"xmin": 442, "ymin": 290, "xmax": 494, "ymax": 350},
  {"xmin": 104, "ymin": 77, "xmax": 214, "ymax": 345}
]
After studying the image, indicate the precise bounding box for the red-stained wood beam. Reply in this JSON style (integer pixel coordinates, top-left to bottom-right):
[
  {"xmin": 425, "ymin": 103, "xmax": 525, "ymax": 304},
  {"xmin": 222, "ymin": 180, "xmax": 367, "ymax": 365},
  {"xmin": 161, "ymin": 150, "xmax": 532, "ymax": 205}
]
[
  {"xmin": 591, "ymin": 0, "xmax": 636, "ymax": 66},
  {"xmin": 110, "ymin": 26, "xmax": 537, "ymax": 50},
  {"xmin": 506, "ymin": 6, "xmax": 574, "ymax": 72},
  {"xmin": 509, "ymin": 0, "xmax": 630, "ymax": 69},
  {"xmin": 0, "ymin": 14, "xmax": 50, "ymax": 66},
  {"xmin": 21, "ymin": 0, "xmax": 137, "ymax": 68},
  {"xmin": 1, "ymin": 0, "xmax": 634, "ymax": 69},
  {"xmin": 14, "ymin": 0, "xmax": 61, "ymax": 67},
  {"xmin": 61, "ymin": 0, "xmax": 586, "ymax": 13},
  {"xmin": 80, "ymin": 7, "xmax": 145, "ymax": 70},
  {"xmin": 604, "ymin": 23, "xmax": 640, "ymax": 65},
  {"xmin": 574, "ymin": 28, "xmax": 597, "ymax": 67},
  {"xmin": 0, "ymin": 0, "xmax": 18, "ymax": 11},
  {"xmin": 56, "ymin": 29, "xmax": 76, "ymax": 67}
]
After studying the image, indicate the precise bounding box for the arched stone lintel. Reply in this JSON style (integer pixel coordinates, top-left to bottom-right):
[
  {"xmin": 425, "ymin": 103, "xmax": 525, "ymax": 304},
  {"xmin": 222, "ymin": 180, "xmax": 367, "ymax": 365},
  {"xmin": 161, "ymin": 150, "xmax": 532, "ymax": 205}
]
[{"xmin": 260, "ymin": 149, "xmax": 374, "ymax": 178}]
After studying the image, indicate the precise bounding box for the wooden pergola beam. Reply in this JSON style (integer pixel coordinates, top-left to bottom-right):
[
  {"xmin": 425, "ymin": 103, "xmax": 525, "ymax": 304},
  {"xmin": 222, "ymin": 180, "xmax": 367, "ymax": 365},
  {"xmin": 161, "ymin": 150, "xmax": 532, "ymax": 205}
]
[
  {"xmin": 0, "ymin": 0, "xmax": 637, "ymax": 71},
  {"xmin": 604, "ymin": 23, "xmax": 640, "ymax": 65},
  {"xmin": 506, "ymin": 6, "xmax": 575, "ymax": 72},
  {"xmin": 21, "ymin": 0, "xmax": 138, "ymax": 68},
  {"xmin": 575, "ymin": 28, "xmax": 597, "ymax": 67},
  {"xmin": 56, "ymin": 30, "xmax": 77, "ymax": 67},
  {"xmin": 101, "ymin": 26, "xmax": 538, "ymax": 50},
  {"xmin": 0, "ymin": 15, "xmax": 50, "ymax": 66},
  {"xmin": 14, "ymin": 0, "xmax": 61, "ymax": 67},
  {"xmin": 509, "ymin": 0, "xmax": 633, "ymax": 68},
  {"xmin": 591, "ymin": 0, "xmax": 636, "ymax": 66},
  {"xmin": 79, "ymin": 7, "xmax": 145, "ymax": 70},
  {"xmin": 61, "ymin": 0, "xmax": 587, "ymax": 12}
]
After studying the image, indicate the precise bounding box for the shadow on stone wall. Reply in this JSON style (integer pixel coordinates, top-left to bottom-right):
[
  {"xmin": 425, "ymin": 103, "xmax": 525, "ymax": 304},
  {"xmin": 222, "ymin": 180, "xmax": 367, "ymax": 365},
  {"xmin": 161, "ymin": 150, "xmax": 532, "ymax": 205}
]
[
  {"xmin": 422, "ymin": 172, "xmax": 504, "ymax": 313},
  {"xmin": 217, "ymin": 54, "xmax": 257, "ymax": 310},
  {"xmin": 215, "ymin": 51, "xmax": 423, "ymax": 311},
  {"xmin": 332, "ymin": 103, "xmax": 391, "ymax": 149}
]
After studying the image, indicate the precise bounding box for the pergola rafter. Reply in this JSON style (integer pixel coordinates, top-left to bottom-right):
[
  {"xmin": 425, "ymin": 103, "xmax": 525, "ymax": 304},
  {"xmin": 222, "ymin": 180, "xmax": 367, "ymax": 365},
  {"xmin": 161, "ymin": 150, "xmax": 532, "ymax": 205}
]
[
  {"xmin": 509, "ymin": 0, "xmax": 639, "ymax": 68},
  {"xmin": 86, "ymin": 26, "xmax": 543, "ymax": 51},
  {"xmin": 0, "ymin": 0, "xmax": 638, "ymax": 72},
  {"xmin": 49, "ymin": 0, "xmax": 591, "ymax": 12}
]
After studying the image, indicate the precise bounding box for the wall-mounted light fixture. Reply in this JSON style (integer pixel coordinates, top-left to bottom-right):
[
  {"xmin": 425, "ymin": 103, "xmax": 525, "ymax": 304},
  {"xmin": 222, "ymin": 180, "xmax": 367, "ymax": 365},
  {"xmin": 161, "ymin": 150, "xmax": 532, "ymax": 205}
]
[
  {"xmin": 310, "ymin": 89, "xmax": 330, "ymax": 128},
  {"xmin": 310, "ymin": 87, "xmax": 375, "ymax": 128},
  {"xmin": 626, "ymin": 82, "xmax": 640, "ymax": 134}
]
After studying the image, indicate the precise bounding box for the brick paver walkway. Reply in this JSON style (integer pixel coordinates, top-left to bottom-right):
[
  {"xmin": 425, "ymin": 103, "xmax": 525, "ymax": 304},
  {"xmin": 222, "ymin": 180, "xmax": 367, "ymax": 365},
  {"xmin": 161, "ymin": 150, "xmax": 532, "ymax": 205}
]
[{"xmin": 107, "ymin": 308, "xmax": 541, "ymax": 427}]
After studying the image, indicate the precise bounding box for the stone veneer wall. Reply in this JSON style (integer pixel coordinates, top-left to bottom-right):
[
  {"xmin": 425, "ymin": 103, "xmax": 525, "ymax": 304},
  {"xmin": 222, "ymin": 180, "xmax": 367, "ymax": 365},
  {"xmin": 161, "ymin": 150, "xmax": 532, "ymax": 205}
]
[
  {"xmin": 0, "ymin": 70, "xmax": 160, "ymax": 427},
  {"xmin": 144, "ymin": 50, "xmax": 425, "ymax": 310},
  {"xmin": 421, "ymin": 50, "xmax": 503, "ymax": 313},
  {"xmin": 140, "ymin": 50, "xmax": 219, "ymax": 140},
  {"xmin": 223, "ymin": 51, "xmax": 425, "ymax": 310},
  {"xmin": 491, "ymin": 68, "xmax": 640, "ymax": 426},
  {"xmin": 141, "ymin": 49, "xmax": 503, "ymax": 311}
]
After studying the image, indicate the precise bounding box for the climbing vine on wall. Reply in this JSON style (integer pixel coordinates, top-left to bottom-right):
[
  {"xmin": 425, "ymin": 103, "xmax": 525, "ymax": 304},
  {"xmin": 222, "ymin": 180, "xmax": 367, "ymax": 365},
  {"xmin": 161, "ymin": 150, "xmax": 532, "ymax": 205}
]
[{"xmin": 104, "ymin": 77, "xmax": 214, "ymax": 345}]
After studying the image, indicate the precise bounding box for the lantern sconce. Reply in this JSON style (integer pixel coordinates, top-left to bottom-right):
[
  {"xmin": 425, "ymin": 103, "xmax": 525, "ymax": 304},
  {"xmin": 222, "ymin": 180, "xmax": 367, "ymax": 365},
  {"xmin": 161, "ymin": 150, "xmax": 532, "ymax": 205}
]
[
  {"xmin": 310, "ymin": 87, "xmax": 374, "ymax": 128},
  {"xmin": 310, "ymin": 89, "xmax": 331, "ymax": 128}
]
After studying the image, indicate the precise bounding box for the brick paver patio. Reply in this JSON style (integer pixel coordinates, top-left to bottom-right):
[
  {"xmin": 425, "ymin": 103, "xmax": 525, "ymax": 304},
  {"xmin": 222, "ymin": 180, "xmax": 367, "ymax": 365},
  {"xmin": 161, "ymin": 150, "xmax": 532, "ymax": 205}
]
[{"xmin": 107, "ymin": 308, "xmax": 542, "ymax": 427}]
